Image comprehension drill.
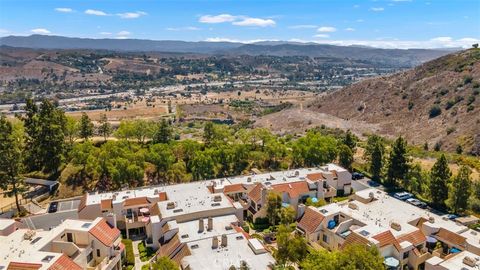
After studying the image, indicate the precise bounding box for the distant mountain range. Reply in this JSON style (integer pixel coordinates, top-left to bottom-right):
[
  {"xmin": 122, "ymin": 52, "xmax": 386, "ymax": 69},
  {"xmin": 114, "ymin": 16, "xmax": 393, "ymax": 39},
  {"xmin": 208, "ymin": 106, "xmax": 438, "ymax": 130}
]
[{"xmin": 0, "ymin": 35, "xmax": 454, "ymax": 67}]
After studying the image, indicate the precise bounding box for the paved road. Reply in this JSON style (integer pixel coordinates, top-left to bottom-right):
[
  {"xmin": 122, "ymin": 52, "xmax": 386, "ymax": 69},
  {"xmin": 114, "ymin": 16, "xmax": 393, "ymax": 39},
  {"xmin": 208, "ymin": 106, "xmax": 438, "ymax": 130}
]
[{"xmin": 351, "ymin": 177, "xmax": 385, "ymax": 192}]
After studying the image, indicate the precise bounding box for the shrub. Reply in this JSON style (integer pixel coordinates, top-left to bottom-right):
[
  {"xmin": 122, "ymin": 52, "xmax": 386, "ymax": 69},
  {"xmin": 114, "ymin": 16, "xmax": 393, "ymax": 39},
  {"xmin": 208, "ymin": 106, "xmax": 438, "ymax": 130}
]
[
  {"xmin": 429, "ymin": 105, "xmax": 442, "ymax": 118},
  {"xmin": 464, "ymin": 75, "xmax": 473, "ymax": 85},
  {"xmin": 467, "ymin": 105, "xmax": 475, "ymax": 112},
  {"xmin": 434, "ymin": 142, "xmax": 442, "ymax": 151},
  {"xmin": 445, "ymin": 100, "xmax": 455, "ymax": 110},
  {"xmin": 408, "ymin": 101, "xmax": 414, "ymax": 110},
  {"xmin": 467, "ymin": 95, "xmax": 476, "ymax": 105},
  {"xmin": 122, "ymin": 239, "xmax": 135, "ymax": 266},
  {"xmin": 446, "ymin": 127, "xmax": 456, "ymax": 135}
]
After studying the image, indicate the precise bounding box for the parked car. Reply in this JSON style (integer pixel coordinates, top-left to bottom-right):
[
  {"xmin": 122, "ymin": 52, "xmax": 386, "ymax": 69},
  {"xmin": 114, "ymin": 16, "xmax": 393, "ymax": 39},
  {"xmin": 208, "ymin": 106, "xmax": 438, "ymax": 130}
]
[
  {"xmin": 393, "ymin": 192, "xmax": 413, "ymax": 201},
  {"xmin": 406, "ymin": 198, "xmax": 427, "ymax": 209},
  {"xmin": 351, "ymin": 172, "xmax": 364, "ymax": 180},
  {"xmin": 447, "ymin": 214, "xmax": 458, "ymax": 220},
  {"xmin": 48, "ymin": 202, "xmax": 58, "ymax": 213}
]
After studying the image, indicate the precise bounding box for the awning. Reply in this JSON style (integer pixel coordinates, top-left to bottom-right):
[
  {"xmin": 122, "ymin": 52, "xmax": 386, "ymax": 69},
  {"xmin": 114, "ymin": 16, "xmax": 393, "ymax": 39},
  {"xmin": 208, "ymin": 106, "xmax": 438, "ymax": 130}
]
[
  {"xmin": 426, "ymin": 236, "xmax": 437, "ymax": 243},
  {"xmin": 139, "ymin": 207, "xmax": 149, "ymax": 214}
]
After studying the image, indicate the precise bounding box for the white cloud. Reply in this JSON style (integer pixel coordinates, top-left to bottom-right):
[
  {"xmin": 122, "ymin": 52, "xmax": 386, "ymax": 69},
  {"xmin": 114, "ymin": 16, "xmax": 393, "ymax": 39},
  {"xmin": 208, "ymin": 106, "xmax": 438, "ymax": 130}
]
[
  {"xmin": 166, "ymin": 26, "xmax": 200, "ymax": 31},
  {"xmin": 117, "ymin": 30, "xmax": 131, "ymax": 36},
  {"xmin": 85, "ymin": 9, "xmax": 108, "ymax": 16},
  {"xmin": 0, "ymin": 28, "xmax": 9, "ymax": 34},
  {"xmin": 199, "ymin": 14, "xmax": 237, "ymax": 24},
  {"xmin": 356, "ymin": 19, "xmax": 365, "ymax": 23},
  {"xmin": 370, "ymin": 7, "xmax": 385, "ymax": 11},
  {"xmin": 232, "ymin": 18, "xmax": 276, "ymax": 27},
  {"xmin": 314, "ymin": 34, "xmax": 330, "ymax": 38},
  {"xmin": 345, "ymin": 27, "xmax": 355, "ymax": 31},
  {"xmin": 199, "ymin": 14, "xmax": 275, "ymax": 27},
  {"xmin": 305, "ymin": 37, "xmax": 480, "ymax": 49},
  {"xmin": 55, "ymin": 8, "xmax": 73, "ymax": 13},
  {"xmin": 288, "ymin": 25, "xmax": 317, "ymax": 29},
  {"xmin": 99, "ymin": 32, "xmax": 112, "ymax": 35},
  {"xmin": 31, "ymin": 28, "xmax": 51, "ymax": 34},
  {"xmin": 430, "ymin": 36, "xmax": 452, "ymax": 42},
  {"xmin": 117, "ymin": 11, "xmax": 147, "ymax": 19},
  {"xmin": 317, "ymin": 26, "xmax": 337, "ymax": 33}
]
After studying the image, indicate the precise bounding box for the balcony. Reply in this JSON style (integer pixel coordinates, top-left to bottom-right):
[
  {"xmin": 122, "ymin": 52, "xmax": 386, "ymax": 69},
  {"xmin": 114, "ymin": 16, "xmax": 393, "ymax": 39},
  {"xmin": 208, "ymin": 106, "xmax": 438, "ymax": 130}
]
[{"xmin": 324, "ymin": 186, "xmax": 337, "ymax": 198}]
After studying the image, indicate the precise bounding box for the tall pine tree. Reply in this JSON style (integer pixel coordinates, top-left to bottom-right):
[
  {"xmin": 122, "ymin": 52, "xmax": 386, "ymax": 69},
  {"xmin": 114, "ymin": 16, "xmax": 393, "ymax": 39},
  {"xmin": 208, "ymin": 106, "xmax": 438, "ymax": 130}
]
[
  {"xmin": 446, "ymin": 166, "xmax": 471, "ymax": 214},
  {"xmin": 429, "ymin": 154, "xmax": 451, "ymax": 209},
  {"xmin": 386, "ymin": 136, "xmax": 408, "ymax": 187},
  {"xmin": 79, "ymin": 113, "xmax": 94, "ymax": 140}
]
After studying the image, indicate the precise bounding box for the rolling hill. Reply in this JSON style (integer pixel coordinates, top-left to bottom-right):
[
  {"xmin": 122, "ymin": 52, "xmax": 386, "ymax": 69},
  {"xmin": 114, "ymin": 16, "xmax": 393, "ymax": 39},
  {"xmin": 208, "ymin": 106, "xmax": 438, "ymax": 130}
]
[
  {"xmin": 0, "ymin": 35, "xmax": 452, "ymax": 67},
  {"xmin": 310, "ymin": 48, "xmax": 480, "ymax": 155}
]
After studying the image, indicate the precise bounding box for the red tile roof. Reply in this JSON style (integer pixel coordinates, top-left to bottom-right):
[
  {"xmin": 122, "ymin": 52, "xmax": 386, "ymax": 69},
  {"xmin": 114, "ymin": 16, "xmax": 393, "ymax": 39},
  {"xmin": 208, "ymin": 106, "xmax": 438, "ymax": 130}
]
[
  {"xmin": 247, "ymin": 183, "xmax": 264, "ymax": 203},
  {"xmin": 77, "ymin": 193, "xmax": 87, "ymax": 213},
  {"xmin": 48, "ymin": 255, "xmax": 83, "ymax": 270},
  {"xmin": 100, "ymin": 199, "xmax": 112, "ymax": 211},
  {"xmin": 158, "ymin": 192, "xmax": 168, "ymax": 202},
  {"xmin": 306, "ymin": 173, "xmax": 325, "ymax": 181},
  {"xmin": 270, "ymin": 181, "xmax": 310, "ymax": 198},
  {"xmin": 298, "ymin": 207, "xmax": 324, "ymax": 234},
  {"xmin": 223, "ymin": 184, "xmax": 247, "ymax": 194},
  {"xmin": 372, "ymin": 230, "xmax": 401, "ymax": 251},
  {"xmin": 435, "ymin": 228, "xmax": 467, "ymax": 247},
  {"xmin": 123, "ymin": 196, "xmax": 151, "ymax": 207},
  {"xmin": 398, "ymin": 229, "xmax": 427, "ymax": 247},
  {"xmin": 341, "ymin": 232, "xmax": 372, "ymax": 249},
  {"xmin": 7, "ymin": 262, "xmax": 42, "ymax": 270},
  {"xmin": 89, "ymin": 218, "xmax": 121, "ymax": 247}
]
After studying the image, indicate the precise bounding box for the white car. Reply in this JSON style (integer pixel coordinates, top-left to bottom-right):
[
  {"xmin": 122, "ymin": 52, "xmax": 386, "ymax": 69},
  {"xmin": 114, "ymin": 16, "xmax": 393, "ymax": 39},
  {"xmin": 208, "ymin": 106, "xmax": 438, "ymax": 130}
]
[{"xmin": 393, "ymin": 192, "xmax": 413, "ymax": 201}]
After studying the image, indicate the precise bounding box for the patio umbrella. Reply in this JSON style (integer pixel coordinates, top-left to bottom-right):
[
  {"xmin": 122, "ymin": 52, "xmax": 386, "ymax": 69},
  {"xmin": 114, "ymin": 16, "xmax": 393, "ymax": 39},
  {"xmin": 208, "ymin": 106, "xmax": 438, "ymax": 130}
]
[
  {"xmin": 142, "ymin": 216, "xmax": 150, "ymax": 223},
  {"xmin": 139, "ymin": 207, "xmax": 149, "ymax": 214},
  {"xmin": 384, "ymin": 257, "xmax": 399, "ymax": 268},
  {"xmin": 426, "ymin": 236, "xmax": 437, "ymax": 243}
]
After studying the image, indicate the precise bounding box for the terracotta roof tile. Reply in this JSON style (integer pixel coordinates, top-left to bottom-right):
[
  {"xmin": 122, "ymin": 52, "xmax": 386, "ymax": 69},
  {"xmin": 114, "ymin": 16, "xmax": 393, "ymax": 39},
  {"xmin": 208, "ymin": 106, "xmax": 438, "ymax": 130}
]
[
  {"xmin": 100, "ymin": 199, "xmax": 112, "ymax": 211},
  {"xmin": 398, "ymin": 229, "xmax": 427, "ymax": 247},
  {"xmin": 306, "ymin": 173, "xmax": 325, "ymax": 181},
  {"xmin": 341, "ymin": 232, "xmax": 372, "ymax": 249},
  {"xmin": 372, "ymin": 230, "xmax": 401, "ymax": 251},
  {"xmin": 247, "ymin": 183, "xmax": 264, "ymax": 203},
  {"xmin": 298, "ymin": 207, "xmax": 324, "ymax": 234},
  {"xmin": 158, "ymin": 192, "xmax": 168, "ymax": 202},
  {"xmin": 77, "ymin": 193, "xmax": 87, "ymax": 213},
  {"xmin": 270, "ymin": 181, "xmax": 310, "ymax": 198},
  {"xmin": 7, "ymin": 262, "xmax": 42, "ymax": 270},
  {"xmin": 435, "ymin": 228, "xmax": 467, "ymax": 247},
  {"xmin": 223, "ymin": 184, "xmax": 247, "ymax": 194},
  {"xmin": 89, "ymin": 218, "xmax": 121, "ymax": 247},
  {"xmin": 171, "ymin": 244, "xmax": 191, "ymax": 265},
  {"xmin": 48, "ymin": 255, "xmax": 83, "ymax": 270},
  {"xmin": 159, "ymin": 235, "xmax": 181, "ymax": 258},
  {"xmin": 123, "ymin": 196, "xmax": 151, "ymax": 207}
]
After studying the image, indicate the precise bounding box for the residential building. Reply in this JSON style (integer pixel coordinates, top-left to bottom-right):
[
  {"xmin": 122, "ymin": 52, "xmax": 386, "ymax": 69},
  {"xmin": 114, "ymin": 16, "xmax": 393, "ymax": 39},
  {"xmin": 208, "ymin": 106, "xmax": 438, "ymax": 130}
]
[
  {"xmin": 0, "ymin": 217, "xmax": 123, "ymax": 270},
  {"xmin": 297, "ymin": 188, "xmax": 480, "ymax": 270}
]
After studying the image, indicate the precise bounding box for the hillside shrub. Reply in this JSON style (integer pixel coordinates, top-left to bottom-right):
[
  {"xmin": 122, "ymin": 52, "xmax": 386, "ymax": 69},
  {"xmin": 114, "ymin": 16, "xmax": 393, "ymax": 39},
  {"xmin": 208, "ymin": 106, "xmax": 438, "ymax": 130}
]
[{"xmin": 429, "ymin": 105, "xmax": 442, "ymax": 118}]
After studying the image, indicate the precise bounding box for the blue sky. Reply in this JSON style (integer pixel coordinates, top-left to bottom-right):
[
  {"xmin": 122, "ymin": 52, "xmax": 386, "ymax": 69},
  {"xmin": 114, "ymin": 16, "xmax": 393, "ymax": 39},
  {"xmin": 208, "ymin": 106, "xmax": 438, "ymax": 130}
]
[{"xmin": 0, "ymin": 0, "xmax": 479, "ymax": 48}]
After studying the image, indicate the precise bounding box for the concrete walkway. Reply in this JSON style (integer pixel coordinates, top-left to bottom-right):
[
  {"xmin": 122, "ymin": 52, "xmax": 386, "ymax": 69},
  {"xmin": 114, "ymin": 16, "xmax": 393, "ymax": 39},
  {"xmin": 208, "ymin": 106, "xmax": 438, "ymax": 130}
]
[{"xmin": 132, "ymin": 240, "xmax": 150, "ymax": 270}]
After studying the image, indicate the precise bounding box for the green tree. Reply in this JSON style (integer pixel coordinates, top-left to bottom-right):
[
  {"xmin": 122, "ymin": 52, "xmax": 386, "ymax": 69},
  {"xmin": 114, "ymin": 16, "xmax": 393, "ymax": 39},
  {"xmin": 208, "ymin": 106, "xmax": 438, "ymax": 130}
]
[
  {"xmin": 79, "ymin": 113, "xmax": 94, "ymax": 140},
  {"xmin": 275, "ymin": 224, "xmax": 308, "ymax": 268},
  {"xmin": 203, "ymin": 122, "xmax": 215, "ymax": 146},
  {"xmin": 153, "ymin": 119, "xmax": 173, "ymax": 144},
  {"xmin": 447, "ymin": 166, "xmax": 472, "ymax": 214},
  {"xmin": 365, "ymin": 135, "xmax": 385, "ymax": 182},
  {"xmin": 71, "ymin": 141, "xmax": 96, "ymax": 186},
  {"xmin": 165, "ymin": 161, "xmax": 191, "ymax": 183},
  {"xmin": 429, "ymin": 154, "xmax": 451, "ymax": 209},
  {"xmin": 64, "ymin": 116, "xmax": 78, "ymax": 149},
  {"xmin": 266, "ymin": 192, "xmax": 283, "ymax": 225},
  {"xmin": 336, "ymin": 245, "xmax": 385, "ymax": 270},
  {"xmin": 148, "ymin": 144, "xmax": 175, "ymax": 181},
  {"xmin": 343, "ymin": 130, "xmax": 357, "ymax": 150},
  {"xmin": 97, "ymin": 113, "xmax": 111, "ymax": 142},
  {"xmin": 0, "ymin": 115, "xmax": 25, "ymax": 213},
  {"xmin": 150, "ymin": 256, "xmax": 178, "ymax": 270},
  {"xmin": 279, "ymin": 206, "xmax": 296, "ymax": 225},
  {"xmin": 406, "ymin": 163, "xmax": 425, "ymax": 196},
  {"xmin": 386, "ymin": 136, "xmax": 409, "ymax": 186},
  {"xmin": 191, "ymin": 151, "xmax": 216, "ymax": 180},
  {"xmin": 23, "ymin": 98, "xmax": 40, "ymax": 171},
  {"xmin": 338, "ymin": 144, "xmax": 353, "ymax": 170}
]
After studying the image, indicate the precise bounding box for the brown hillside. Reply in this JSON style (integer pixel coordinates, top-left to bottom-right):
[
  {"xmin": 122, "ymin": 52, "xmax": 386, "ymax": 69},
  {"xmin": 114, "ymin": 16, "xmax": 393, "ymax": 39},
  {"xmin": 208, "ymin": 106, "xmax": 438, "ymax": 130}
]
[{"xmin": 310, "ymin": 49, "xmax": 480, "ymax": 154}]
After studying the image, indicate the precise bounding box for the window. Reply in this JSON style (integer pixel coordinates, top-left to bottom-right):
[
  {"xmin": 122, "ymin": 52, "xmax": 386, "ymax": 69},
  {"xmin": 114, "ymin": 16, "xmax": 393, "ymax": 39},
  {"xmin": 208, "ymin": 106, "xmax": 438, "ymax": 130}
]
[
  {"xmin": 403, "ymin": 251, "xmax": 409, "ymax": 259},
  {"xmin": 66, "ymin": 233, "xmax": 73, "ymax": 242},
  {"xmin": 96, "ymin": 249, "xmax": 101, "ymax": 257},
  {"xmin": 322, "ymin": 234, "xmax": 328, "ymax": 243},
  {"xmin": 87, "ymin": 252, "xmax": 93, "ymax": 262}
]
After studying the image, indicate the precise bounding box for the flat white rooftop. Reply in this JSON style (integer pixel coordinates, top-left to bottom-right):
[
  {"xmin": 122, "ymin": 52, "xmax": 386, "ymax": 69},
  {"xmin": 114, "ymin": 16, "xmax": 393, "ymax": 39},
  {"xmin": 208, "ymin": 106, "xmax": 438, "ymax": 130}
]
[
  {"xmin": 0, "ymin": 218, "xmax": 15, "ymax": 230},
  {"xmin": 181, "ymin": 232, "xmax": 274, "ymax": 270},
  {"xmin": 175, "ymin": 215, "xmax": 239, "ymax": 243},
  {"xmin": 427, "ymin": 251, "xmax": 480, "ymax": 270}
]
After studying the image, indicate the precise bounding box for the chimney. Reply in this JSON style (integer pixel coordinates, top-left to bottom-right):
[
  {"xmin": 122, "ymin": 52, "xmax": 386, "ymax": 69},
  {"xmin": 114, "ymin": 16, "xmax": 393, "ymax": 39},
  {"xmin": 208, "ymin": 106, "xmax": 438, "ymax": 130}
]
[
  {"xmin": 212, "ymin": 236, "xmax": 219, "ymax": 249},
  {"xmin": 297, "ymin": 204, "xmax": 306, "ymax": 219},
  {"xmin": 261, "ymin": 187, "xmax": 267, "ymax": 204},
  {"xmin": 221, "ymin": 234, "xmax": 228, "ymax": 247},
  {"xmin": 105, "ymin": 213, "xmax": 117, "ymax": 228},
  {"xmin": 198, "ymin": 218, "xmax": 204, "ymax": 233},
  {"xmin": 207, "ymin": 217, "xmax": 213, "ymax": 231}
]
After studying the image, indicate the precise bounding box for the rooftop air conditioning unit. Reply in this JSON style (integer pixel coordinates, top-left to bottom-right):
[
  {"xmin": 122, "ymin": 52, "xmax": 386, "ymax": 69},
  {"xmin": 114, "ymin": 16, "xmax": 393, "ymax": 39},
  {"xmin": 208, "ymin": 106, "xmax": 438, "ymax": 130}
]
[
  {"xmin": 390, "ymin": 222, "xmax": 402, "ymax": 231},
  {"xmin": 166, "ymin": 202, "xmax": 175, "ymax": 209}
]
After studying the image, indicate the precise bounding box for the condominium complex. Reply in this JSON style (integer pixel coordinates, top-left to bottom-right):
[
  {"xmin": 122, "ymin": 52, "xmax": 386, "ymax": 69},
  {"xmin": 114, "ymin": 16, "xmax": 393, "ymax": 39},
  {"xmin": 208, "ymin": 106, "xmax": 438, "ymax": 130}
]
[
  {"xmin": 297, "ymin": 188, "xmax": 480, "ymax": 270},
  {"xmin": 0, "ymin": 217, "xmax": 123, "ymax": 270}
]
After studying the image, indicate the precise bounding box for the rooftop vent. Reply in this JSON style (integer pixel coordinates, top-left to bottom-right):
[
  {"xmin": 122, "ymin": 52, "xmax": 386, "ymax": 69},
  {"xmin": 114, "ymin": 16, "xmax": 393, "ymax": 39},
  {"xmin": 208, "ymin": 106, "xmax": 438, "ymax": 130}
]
[
  {"xmin": 429, "ymin": 217, "xmax": 435, "ymax": 223},
  {"xmin": 390, "ymin": 222, "xmax": 402, "ymax": 231},
  {"xmin": 31, "ymin": 237, "xmax": 42, "ymax": 244},
  {"xmin": 166, "ymin": 202, "xmax": 175, "ymax": 209},
  {"xmin": 181, "ymin": 234, "xmax": 189, "ymax": 239},
  {"xmin": 359, "ymin": 230, "xmax": 370, "ymax": 237},
  {"xmin": 348, "ymin": 203, "xmax": 358, "ymax": 210},
  {"xmin": 247, "ymin": 177, "xmax": 251, "ymax": 182},
  {"xmin": 23, "ymin": 230, "xmax": 36, "ymax": 240},
  {"xmin": 211, "ymin": 202, "xmax": 221, "ymax": 207},
  {"xmin": 236, "ymin": 235, "xmax": 244, "ymax": 240},
  {"xmin": 191, "ymin": 244, "xmax": 199, "ymax": 249},
  {"xmin": 82, "ymin": 223, "xmax": 92, "ymax": 228},
  {"xmin": 319, "ymin": 209, "xmax": 328, "ymax": 214},
  {"xmin": 213, "ymin": 195, "xmax": 222, "ymax": 202},
  {"xmin": 173, "ymin": 208, "xmax": 183, "ymax": 213},
  {"xmin": 463, "ymin": 256, "xmax": 477, "ymax": 267},
  {"xmin": 42, "ymin": 255, "xmax": 55, "ymax": 263}
]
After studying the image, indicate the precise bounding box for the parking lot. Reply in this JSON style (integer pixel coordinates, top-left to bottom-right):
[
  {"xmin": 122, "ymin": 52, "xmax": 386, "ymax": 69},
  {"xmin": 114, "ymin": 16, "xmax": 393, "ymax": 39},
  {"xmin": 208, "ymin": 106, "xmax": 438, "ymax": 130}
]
[{"xmin": 48, "ymin": 199, "xmax": 80, "ymax": 213}]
